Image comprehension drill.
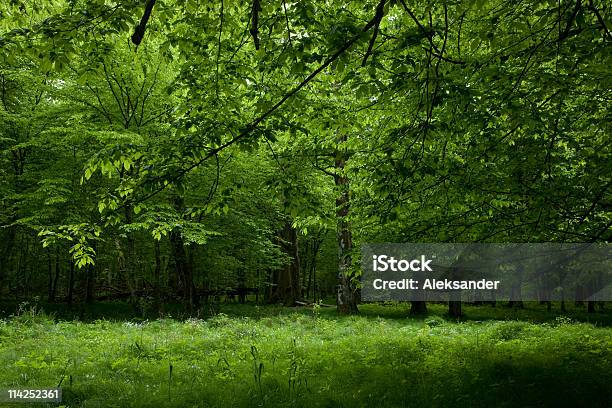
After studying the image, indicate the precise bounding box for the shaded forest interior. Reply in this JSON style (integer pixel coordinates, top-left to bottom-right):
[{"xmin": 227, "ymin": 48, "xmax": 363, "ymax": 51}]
[{"xmin": 0, "ymin": 0, "xmax": 610, "ymax": 317}]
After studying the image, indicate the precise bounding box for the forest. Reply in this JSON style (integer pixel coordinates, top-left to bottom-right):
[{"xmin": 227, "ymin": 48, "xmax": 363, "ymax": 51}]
[{"xmin": 0, "ymin": 0, "xmax": 611, "ymax": 407}]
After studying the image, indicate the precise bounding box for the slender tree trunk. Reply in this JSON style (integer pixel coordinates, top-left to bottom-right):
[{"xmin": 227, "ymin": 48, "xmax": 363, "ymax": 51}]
[
  {"xmin": 306, "ymin": 233, "xmax": 323, "ymax": 301},
  {"xmin": 186, "ymin": 245, "xmax": 197, "ymax": 311},
  {"xmin": 238, "ymin": 268, "xmax": 246, "ymax": 304},
  {"xmin": 2, "ymin": 148, "xmax": 25, "ymax": 298},
  {"xmin": 49, "ymin": 250, "xmax": 60, "ymax": 302},
  {"xmin": 255, "ymin": 268, "xmax": 260, "ymax": 304},
  {"xmin": 67, "ymin": 259, "xmax": 75, "ymax": 306},
  {"xmin": 575, "ymin": 284, "xmax": 584, "ymax": 307},
  {"xmin": 17, "ymin": 239, "xmax": 25, "ymax": 297},
  {"xmin": 448, "ymin": 266, "xmax": 462, "ymax": 318},
  {"xmin": 301, "ymin": 240, "xmax": 309, "ymax": 299},
  {"xmin": 266, "ymin": 268, "xmax": 277, "ymax": 303},
  {"xmin": 124, "ymin": 206, "xmax": 137, "ymax": 304},
  {"xmin": 170, "ymin": 195, "xmax": 197, "ymax": 312},
  {"xmin": 170, "ymin": 229, "xmax": 188, "ymax": 308},
  {"xmin": 335, "ymin": 134, "xmax": 357, "ymax": 315},
  {"xmin": 306, "ymin": 262, "xmax": 313, "ymax": 300},
  {"xmin": 115, "ymin": 239, "xmax": 135, "ymax": 302},
  {"xmin": 85, "ymin": 243, "xmax": 96, "ymax": 303},
  {"xmin": 276, "ymin": 220, "xmax": 300, "ymax": 305},
  {"xmin": 47, "ymin": 250, "xmax": 53, "ymax": 301},
  {"xmin": 508, "ymin": 266, "xmax": 524, "ymax": 308},
  {"xmin": 306, "ymin": 240, "xmax": 315, "ymax": 300},
  {"xmin": 1, "ymin": 212, "xmax": 18, "ymax": 299},
  {"xmin": 85, "ymin": 264, "xmax": 95, "ymax": 303},
  {"xmin": 312, "ymin": 263, "xmax": 317, "ymax": 303},
  {"xmin": 154, "ymin": 239, "xmax": 162, "ymax": 315}
]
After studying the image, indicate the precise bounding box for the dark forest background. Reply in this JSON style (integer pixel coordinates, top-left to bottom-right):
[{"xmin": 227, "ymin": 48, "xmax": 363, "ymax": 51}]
[{"xmin": 0, "ymin": 0, "xmax": 610, "ymax": 317}]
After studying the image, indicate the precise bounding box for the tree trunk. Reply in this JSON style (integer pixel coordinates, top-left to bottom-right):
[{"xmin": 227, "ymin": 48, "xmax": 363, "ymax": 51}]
[
  {"xmin": 306, "ymin": 233, "xmax": 323, "ymax": 301},
  {"xmin": 266, "ymin": 268, "xmax": 278, "ymax": 303},
  {"xmin": 448, "ymin": 300, "xmax": 462, "ymax": 318},
  {"xmin": 49, "ymin": 250, "xmax": 60, "ymax": 302},
  {"xmin": 154, "ymin": 239, "xmax": 163, "ymax": 315},
  {"xmin": 335, "ymin": 133, "xmax": 357, "ymax": 315},
  {"xmin": 447, "ymin": 263, "xmax": 463, "ymax": 318},
  {"xmin": 186, "ymin": 245, "xmax": 198, "ymax": 310},
  {"xmin": 115, "ymin": 239, "xmax": 135, "ymax": 303},
  {"xmin": 170, "ymin": 229, "xmax": 190, "ymax": 309},
  {"xmin": 124, "ymin": 206, "xmax": 138, "ymax": 304},
  {"xmin": 85, "ymin": 265, "xmax": 95, "ymax": 303},
  {"xmin": 587, "ymin": 301, "xmax": 595, "ymax": 313},
  {"xmin": 574, "ymin": 284, "xmax": 584, "ymax": 307},
  {"xmin": 0, "ymin": 212, "xmax": 18, "ymax": 299},
  {"xmin": 67, "ymin": 259, "xmax": 75, "ymax": 306},
  {"xmin": 508, "ymin": 264, "xmax": 524, "ymax": 308},
  {"xmin": 85, "ymin": 243, "xmax": 96, "ymax": 304},
  {"xmin": 312, "ymin": 262, "xmax": 317, "ymax": 302},
  {"xmin": 410, "ymin": 301, "xmax": 428, "ymax": 315},
  {"xmin": 275, "ymin": 220, "xmax": 300, "ymax": 305},
  {"xmin": 301, "ymin": 241, "xmax": 309, "ymax": 299},
  {"xmin": 47, "ymin": 250, "xmax": 53, "ymax": 301},
  {"xmin": 238, "ymin": 269, "xmax": 247, "ymax": 304},
  {"xmin": 170, "ymin": 195, "xmax": 197, "ymax": 312}
]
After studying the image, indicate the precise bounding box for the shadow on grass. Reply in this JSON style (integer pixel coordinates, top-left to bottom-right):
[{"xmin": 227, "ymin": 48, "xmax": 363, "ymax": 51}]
[{"xmin": 0, "ymin": 299, "xmax": 610, "ymax": 326}]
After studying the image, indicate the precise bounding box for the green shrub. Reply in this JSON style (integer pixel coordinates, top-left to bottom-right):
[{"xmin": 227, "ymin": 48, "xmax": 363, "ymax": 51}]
[
  {"xmin": 425, "ymin": 315, "xmax": 445, "ymax": 328},
  {"xmin": 490, "ymin": 321, "xmax": 529, "ymax": 341}
]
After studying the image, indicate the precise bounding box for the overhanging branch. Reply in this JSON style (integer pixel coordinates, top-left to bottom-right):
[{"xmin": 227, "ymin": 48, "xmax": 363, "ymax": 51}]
[
  {"xmin": 125, "ymin": 3, "xmax": 386, "ymax": 207},
  {"xmin": 250, "ymin": 0, "xmax": 261, "ymax": 50},
  {"xmin": 362, "ymin": 0, "xmax": 386, "ymax": 67},
  {"xmin": 131, "ymin": 0, "xmax": 156, "ymax": 46}
]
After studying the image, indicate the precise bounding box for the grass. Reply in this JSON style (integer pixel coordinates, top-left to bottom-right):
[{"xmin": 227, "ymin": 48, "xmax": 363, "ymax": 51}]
[{"xmin": 0, "ymin": 302, "xmax": 610, "ymax": 407}]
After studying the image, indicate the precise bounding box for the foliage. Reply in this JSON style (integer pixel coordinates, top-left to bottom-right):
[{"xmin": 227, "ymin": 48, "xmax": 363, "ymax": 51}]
[
  {"xmin": 0, "ymin": 0, "xmax": 609, "ymax": 310},
  {"xmin": 0, "ymin": 303, "xmax": 611, "ymax": 407}
]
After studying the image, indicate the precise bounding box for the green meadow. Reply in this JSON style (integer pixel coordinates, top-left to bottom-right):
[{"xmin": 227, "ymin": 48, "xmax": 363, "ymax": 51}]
[{"xmin": 1, "ymin": 303, "xmax": 610, "ymax": 407}]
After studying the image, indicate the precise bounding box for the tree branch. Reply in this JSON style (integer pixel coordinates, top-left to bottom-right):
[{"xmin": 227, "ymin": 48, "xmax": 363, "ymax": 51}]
[
  {"xmin": 588, "ymin": 0, "xmax": 612, "ymax": 41},
  {"xmin": 559, "ymin": 0, "xmax": 582, "ymax": 41},
  {"xmin": 362, "ymin": 0, "xmax": 386, "ymax": 67},
  {"xmin": 250, "ymin": 0, "xmax": 261, "ymax": 50},
  {"xmin": 131, "ymin": 0, "xmax": 156, "ymax": 46},
  {"xmin": 124, "ymin": 2, "xmax": 386, "ymax": 207}
]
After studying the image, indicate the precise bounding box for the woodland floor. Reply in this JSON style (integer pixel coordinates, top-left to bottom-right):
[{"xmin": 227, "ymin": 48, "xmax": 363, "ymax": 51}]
[{"xmin": 0, "ymin": 302, "xmax": 610, "ymax": 407}]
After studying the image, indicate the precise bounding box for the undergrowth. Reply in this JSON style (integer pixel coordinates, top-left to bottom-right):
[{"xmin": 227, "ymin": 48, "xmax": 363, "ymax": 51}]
[{"xmin": 0, "ymin": 303, "xmax": 610, "ymax": 407}]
